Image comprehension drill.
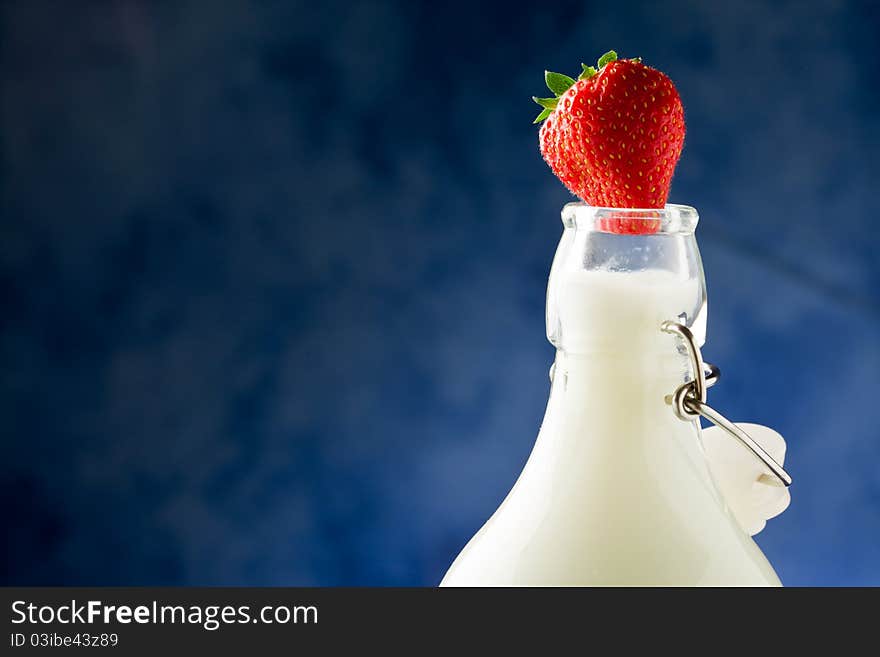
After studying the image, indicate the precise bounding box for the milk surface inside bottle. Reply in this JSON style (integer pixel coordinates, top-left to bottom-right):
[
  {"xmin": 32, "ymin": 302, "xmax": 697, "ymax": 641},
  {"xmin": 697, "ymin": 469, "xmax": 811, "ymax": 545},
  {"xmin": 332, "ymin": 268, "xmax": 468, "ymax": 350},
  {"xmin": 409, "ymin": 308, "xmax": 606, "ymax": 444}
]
[{"xmin": 441, "ymin": 204, "xmax": 781, "ymax": 586}]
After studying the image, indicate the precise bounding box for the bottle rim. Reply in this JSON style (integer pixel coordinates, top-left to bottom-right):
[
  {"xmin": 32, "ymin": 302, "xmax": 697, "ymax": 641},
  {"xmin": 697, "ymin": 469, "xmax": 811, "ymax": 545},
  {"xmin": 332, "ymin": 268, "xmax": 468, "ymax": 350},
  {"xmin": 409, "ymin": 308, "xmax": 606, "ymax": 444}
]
[{"xmin": 561, "ymin": 203, "xmax": 699, "ymax": 235}]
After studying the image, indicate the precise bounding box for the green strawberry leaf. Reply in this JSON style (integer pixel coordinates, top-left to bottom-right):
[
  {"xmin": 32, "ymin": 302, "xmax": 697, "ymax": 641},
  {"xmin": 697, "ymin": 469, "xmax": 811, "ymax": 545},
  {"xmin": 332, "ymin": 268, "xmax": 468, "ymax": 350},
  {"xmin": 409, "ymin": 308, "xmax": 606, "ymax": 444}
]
[
  {"xmin": 532, "ymin": 96, "xmax": 559, "ymax": 109},
  {"xmin": 597, "ymin": 50, "xmax": 618, "ymax": 68},
  {"xmin": 578, "ymin": 64, "xmax": 597, "ymax": 80},
  {"xmin": 533, "ymin": 107, "xmax": 553, "ymax": 124},
  {"xmin": 544, "ymin": 70, "xmax": 576, "ymax": 96}
]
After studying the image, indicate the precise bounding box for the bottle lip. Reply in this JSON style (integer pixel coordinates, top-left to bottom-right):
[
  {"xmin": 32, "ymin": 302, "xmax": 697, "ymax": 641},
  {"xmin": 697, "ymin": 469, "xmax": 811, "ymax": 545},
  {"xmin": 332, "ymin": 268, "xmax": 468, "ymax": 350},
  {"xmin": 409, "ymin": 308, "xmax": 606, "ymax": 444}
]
[{"xmin": 561, "ymin": 203, "xmax": 699, "ymax": 235}]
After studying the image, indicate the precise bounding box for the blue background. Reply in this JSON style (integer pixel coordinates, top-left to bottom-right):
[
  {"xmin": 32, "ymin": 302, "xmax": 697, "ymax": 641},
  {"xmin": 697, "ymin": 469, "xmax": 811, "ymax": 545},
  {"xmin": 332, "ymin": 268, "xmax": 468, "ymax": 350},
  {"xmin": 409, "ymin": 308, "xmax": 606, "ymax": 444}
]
[{"xmin": 2, "ymin": 0, "xmax": 878, "ymax": 586}]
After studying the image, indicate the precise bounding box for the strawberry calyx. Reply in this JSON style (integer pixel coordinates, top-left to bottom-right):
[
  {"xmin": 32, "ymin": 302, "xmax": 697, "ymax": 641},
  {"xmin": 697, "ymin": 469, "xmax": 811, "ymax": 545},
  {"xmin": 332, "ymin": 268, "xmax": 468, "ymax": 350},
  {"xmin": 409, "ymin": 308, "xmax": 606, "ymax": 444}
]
[{"xmin": 532, "ymin": 50, "xmax": 618, "ymax": 123}]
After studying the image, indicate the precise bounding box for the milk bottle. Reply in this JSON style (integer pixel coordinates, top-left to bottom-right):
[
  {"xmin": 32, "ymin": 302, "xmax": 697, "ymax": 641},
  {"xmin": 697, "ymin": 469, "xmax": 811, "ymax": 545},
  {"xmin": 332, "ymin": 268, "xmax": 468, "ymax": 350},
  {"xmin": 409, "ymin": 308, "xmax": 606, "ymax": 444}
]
[{"xmin": 441, "ymin": 204, "xmax": 784, "ymax": 586}]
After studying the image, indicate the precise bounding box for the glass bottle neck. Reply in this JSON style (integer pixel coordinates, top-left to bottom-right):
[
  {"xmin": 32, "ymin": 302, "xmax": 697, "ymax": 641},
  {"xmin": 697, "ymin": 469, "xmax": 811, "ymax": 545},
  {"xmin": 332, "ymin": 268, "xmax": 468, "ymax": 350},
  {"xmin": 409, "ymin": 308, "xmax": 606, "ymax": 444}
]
[{"xmin": 546, "ymin": 204, "xmax": 707, "ymax": 355}]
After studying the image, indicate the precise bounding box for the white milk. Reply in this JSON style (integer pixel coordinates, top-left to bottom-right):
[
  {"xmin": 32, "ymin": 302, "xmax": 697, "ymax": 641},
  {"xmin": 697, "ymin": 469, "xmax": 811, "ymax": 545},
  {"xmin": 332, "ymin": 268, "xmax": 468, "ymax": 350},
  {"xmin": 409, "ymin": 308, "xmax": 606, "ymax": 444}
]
[{"xmin": 441, "ymin": 268, "xmax": 781, "ymax": 586}]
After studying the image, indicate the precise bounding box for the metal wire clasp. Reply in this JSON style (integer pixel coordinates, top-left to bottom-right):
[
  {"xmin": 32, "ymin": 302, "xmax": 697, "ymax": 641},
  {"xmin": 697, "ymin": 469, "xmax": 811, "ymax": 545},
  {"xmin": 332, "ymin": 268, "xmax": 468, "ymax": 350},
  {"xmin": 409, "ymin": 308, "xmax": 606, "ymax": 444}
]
[{"xmin": 661, "ymin": 321, "xmax": 792, "ymax": 488}]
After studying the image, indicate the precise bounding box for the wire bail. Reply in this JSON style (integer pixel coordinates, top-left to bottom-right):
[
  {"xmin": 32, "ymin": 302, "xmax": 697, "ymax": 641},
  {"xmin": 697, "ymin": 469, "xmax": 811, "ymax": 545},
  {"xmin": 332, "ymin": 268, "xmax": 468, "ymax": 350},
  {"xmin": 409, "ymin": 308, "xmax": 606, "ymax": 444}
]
[{"xmin": 661, "ymin": 321, "xmax": 792, "ymax": 488}]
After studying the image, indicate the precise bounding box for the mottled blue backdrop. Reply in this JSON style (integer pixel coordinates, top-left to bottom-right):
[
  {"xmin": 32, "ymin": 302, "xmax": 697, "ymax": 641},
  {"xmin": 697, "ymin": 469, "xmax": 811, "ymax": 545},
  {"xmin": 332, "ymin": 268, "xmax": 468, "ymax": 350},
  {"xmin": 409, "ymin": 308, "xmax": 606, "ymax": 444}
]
[{"xmin": 2, "ymin": 1, "xmax": 878, "ymax": 586}]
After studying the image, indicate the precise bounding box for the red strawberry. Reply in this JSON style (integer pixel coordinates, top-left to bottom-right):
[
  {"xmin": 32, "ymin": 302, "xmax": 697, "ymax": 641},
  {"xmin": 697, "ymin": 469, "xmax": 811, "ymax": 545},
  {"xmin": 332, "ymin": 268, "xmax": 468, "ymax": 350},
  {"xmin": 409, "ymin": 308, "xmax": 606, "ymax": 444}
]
[{"xmin": 534, "ymin": 51, "xmax": 685, "ymax": 234}]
